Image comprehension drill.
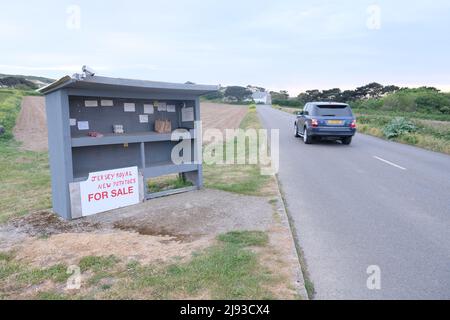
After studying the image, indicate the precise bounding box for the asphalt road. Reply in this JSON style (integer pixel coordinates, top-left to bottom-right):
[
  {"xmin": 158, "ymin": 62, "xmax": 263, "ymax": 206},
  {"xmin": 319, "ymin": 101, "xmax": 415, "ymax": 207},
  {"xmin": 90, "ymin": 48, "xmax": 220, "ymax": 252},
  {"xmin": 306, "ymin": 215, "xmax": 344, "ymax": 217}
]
[{"xmin": 257, "ymin": 105, "xmax": 450, "ymax": 300}]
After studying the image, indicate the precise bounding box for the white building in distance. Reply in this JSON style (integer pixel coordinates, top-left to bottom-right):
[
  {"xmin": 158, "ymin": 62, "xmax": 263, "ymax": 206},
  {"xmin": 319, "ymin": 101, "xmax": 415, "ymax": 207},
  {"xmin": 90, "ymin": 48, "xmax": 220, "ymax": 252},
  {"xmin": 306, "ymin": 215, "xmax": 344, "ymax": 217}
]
[{"xmin": 252, "ymin": 91, "xmax": 272, "ymax": 105}]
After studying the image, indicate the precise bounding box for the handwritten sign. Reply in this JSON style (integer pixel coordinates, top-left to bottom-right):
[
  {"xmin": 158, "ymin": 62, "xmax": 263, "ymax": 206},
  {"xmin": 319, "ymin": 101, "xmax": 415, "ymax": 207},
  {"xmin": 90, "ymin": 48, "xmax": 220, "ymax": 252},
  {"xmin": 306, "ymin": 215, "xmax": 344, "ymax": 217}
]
[{"xmin": 80, "ymin": 167, "xmax": 140, "ymax": 216}]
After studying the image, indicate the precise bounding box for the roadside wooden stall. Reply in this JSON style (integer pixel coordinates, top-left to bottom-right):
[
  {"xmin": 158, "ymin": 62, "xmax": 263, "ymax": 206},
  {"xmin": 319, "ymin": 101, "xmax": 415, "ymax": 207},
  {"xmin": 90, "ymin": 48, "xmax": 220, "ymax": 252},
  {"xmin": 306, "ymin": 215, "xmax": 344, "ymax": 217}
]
[{"xmin": 40, "ymin": 73, "xmax": 217, "ymax": 220}]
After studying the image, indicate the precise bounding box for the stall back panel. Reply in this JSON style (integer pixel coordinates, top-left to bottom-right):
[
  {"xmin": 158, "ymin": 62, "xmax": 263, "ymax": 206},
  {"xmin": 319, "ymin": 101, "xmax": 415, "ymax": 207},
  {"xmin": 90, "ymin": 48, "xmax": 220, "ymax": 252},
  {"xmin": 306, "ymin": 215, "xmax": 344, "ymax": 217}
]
[
  {"xmin": 72, "ymin": 144, "xmax": 141, "ymax": 179},
  {"xmin": 144, "ymin": 141, "xmax": 180, "ymax": 166},
  {"xmin": 68, "ymin": 97, "xmax": 195, "ymax": 137}
]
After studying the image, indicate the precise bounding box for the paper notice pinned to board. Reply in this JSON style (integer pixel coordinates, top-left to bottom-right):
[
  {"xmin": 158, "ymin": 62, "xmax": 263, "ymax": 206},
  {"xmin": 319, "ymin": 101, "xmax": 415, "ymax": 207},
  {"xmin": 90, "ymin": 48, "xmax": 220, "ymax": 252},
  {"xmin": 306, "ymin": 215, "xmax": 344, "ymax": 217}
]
[
  {"xmin": 78, "ymin": 121, "xmax": 89, "ymax": 130},
  {"xmin": 101, "ymin": 100, "xmax": 114, "ymax": 107},
  {"xmin": 70, "ymin": 119, "xmax": 77, "ymax": 126},
  {"xmin": 85, "ymin": 100, "xmax": 98, "ymax": 107},
  {"xmin": 139, "ymin": 115, "xmax": 149, "ymax": 123},
  {"xmin": 181, "ymin": 107, "xmax": 194, "ymax": 122},
  {"xmin": 157, "ymin": 102, "xmax": 167, "ymax": 112},
  {"xmin": 124, "ymin": 103, "xmax": 136, "ymax": 112},
  {"xmin": 143, "ymin": 104, "xmax": 154, "ymax": 114},
  {"xmin": 167, "ymin": 105, "xmax": 176, "ymax": 113}
]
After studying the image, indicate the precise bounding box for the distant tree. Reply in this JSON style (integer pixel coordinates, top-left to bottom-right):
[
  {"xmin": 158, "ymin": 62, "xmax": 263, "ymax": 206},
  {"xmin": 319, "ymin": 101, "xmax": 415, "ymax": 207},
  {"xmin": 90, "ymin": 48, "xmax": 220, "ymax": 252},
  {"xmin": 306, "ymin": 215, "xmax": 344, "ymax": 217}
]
[
  {"xmin": 297, "ymin": 93, "xmax": 308, "ymax": 105},
  {"xmin": 418, "ymin": 86, "xmax": 440, "ymax": 92},
  {"xmin": 304, "ymin": 90, "xmax": 322, "ymax": 101},
  {"xmin": 354, "ymin": 83, "xmax": 384, "ymax": 100},
  {"xmin": 0, "ymin": 76, "xmax": 37, "ymax": 90},
  {"xmin": 270, "ymin": 90, "xmax": 289, "ymax": 101},
  {"xmin": 224, "ymin": 86, "xmax": 253, "ymax": 102},
  {"xmin": 321, "ymin": 88, "xmax": 342, "ymax": 101},
  {"xmin": 382, "ymin": 85, "xmax": 400, "ymax": 94},
  {"xmin": 203, "ymin": 90, "xmax": 224, "ymax": 100},
  {"xmin": 247, "ymin": 85, "xmax": 266, "ymax": 92},
  {"xmin": 339, "ymin": 90, "xmax": 357, "ymax": 102}
]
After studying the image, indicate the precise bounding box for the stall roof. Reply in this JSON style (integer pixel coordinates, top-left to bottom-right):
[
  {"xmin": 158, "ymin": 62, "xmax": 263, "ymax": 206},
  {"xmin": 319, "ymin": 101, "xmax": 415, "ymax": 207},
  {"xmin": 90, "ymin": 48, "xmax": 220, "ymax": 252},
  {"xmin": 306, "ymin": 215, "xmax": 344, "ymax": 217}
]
[{"xmin": 39, "ymin": 75, "xmax": 219, "ymax": 96}]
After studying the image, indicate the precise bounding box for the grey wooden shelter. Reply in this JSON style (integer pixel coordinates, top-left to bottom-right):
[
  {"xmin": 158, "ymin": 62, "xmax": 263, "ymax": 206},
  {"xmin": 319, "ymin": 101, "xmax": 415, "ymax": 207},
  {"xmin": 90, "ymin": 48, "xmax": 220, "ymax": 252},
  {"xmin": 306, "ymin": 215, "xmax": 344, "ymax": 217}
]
[{"xmin": 40, "ymin": 74, "xmax": 217, "ymax": 220}]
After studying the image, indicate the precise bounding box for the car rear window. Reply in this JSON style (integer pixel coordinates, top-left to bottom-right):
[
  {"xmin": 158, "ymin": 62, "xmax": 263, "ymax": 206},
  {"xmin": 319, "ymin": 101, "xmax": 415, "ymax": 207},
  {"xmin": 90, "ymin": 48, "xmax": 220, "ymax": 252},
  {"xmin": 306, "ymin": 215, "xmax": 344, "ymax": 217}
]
[{"xmin": 312, "ymin": 105, "xmax": 353, "ymax": 117}]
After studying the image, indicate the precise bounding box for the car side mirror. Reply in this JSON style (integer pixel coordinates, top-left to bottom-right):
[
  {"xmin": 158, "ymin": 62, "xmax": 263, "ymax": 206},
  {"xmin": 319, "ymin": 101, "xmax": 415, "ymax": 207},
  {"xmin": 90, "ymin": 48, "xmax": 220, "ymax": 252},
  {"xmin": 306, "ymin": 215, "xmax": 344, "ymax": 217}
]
[{"xmin": 297, "ymin": 111, "xmax": 304, "ymax": 116}]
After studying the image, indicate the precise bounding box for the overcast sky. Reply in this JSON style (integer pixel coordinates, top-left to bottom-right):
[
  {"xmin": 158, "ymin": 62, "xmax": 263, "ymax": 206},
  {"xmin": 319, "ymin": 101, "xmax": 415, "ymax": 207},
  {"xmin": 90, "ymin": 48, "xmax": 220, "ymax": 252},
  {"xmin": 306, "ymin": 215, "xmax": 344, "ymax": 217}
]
[{"xmin": 1, "ymin": 0, "xmax": 449, "ymax": 95}]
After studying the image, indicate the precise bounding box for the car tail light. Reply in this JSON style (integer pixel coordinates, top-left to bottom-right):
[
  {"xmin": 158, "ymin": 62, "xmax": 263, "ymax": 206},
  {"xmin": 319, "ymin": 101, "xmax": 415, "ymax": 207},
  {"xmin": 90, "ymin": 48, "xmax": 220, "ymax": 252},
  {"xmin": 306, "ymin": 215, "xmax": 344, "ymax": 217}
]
[
  {"xmin": 311, "ymin": 119, "xmax": 319, "ymax": 127},
  {"xmin": 350, "ymin": 120, "xmax": 357, "ymax": 129}
]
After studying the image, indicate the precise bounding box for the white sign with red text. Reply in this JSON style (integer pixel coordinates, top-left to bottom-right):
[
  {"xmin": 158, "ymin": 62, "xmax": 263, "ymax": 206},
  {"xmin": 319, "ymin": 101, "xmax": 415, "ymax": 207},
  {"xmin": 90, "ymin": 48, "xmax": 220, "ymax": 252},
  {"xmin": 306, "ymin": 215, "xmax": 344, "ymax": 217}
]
[{"xmin": 80, "ymin": 166, "xmax": 140, "ymax": 216}]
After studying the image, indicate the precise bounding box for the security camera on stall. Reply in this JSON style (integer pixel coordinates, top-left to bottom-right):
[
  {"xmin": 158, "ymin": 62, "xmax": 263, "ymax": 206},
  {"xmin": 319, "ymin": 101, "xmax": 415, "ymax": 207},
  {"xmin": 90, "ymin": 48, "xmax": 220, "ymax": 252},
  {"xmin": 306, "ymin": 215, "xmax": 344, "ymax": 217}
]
[{"xmin": 82, "ymin": 65, "xmax": 96, "ymax": 77}]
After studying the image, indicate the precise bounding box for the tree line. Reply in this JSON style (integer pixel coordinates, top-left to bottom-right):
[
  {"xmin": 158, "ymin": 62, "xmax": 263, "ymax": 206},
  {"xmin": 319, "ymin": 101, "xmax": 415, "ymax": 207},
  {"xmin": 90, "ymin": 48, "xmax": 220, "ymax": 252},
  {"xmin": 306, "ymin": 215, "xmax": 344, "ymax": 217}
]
[
  {"xmin": 202, "ymin": 82, "xmax": 447, "ymax": 113},
  {"xmin": 271, "ymin": 83, "xmax": 405, "ymax": 107},
  {"xmin": 204, "ymin": 83, "xmax": 406, "ymax": 105}
]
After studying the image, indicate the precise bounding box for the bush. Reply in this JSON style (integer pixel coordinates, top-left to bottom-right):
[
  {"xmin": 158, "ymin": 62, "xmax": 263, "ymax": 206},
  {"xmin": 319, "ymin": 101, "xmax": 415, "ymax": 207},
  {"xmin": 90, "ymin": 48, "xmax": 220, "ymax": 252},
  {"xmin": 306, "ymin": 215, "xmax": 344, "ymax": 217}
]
[
  {"xmin": 381, "ymin": 88, "xmax": 450, "ymax": 113},
  {"xmin": 382, "ymin": 117, "xmax": 417, "ymax": 139},
  {"xmin": 272, "ymin": 99, "xmax": 303, "ymax": 107},
  {"xmin": 383, "ymin": 92, "xmax": 417, "ymax": 112},
  {"xmin": 415, "ymin": 93, "xmax": 449, "ymax": 113},
  {"xmin": 440, "ymin": 106, "xmax": 450, "ymax": 114},
  {"xmin": 351, "ymin": 99, "xmax": 383, "ymax": 110}
]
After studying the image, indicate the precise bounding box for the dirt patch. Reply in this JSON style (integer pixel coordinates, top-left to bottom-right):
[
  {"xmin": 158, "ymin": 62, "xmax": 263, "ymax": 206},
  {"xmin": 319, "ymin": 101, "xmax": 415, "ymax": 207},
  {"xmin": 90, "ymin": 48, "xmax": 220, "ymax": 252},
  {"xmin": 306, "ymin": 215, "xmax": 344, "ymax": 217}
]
[
  {"xmin": 13, "ymin": 96, "xmax": 47, "ymax": 152},
  {"xmin": 9, "ymin": 210, "xmax": 100, "ymax": 237},
  {"xmin": 13, "ymin": 231, "xmax": 210, "ymax": 267},
  {"xmin": 113, "ymin": 223, "xmax": 196, "ymax": 242},
  {"xmin": 85, "ymin": 189, "xmax": 274, "ymax": 237},
  {"xmin": 0, "ymin": 189, "xmax": 273, "ymax": 268}
]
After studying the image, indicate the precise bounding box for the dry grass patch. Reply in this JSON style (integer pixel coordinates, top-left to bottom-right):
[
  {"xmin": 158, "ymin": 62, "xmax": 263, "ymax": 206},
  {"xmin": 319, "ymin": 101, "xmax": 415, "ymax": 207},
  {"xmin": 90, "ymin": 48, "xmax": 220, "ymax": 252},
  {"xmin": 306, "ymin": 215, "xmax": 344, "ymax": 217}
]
[{"xmin": 1, "ymin": 230, "xmax": 296, "ymax": 300}]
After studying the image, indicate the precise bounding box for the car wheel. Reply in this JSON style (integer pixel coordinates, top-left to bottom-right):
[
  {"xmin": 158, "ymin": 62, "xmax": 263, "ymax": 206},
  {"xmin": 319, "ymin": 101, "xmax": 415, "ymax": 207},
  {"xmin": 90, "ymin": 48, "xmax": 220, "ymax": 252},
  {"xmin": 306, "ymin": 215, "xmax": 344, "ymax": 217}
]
[
  {"xmin": 294, "ymin": 124, "xmax": 300, "ymax": 137},
  {"xmin": 342, "ymin": 137, "xmax": 352, "ymax": 145},
  {"xmin": 303, "ymin": 127, "xmax": 312, "ymax": 144}
]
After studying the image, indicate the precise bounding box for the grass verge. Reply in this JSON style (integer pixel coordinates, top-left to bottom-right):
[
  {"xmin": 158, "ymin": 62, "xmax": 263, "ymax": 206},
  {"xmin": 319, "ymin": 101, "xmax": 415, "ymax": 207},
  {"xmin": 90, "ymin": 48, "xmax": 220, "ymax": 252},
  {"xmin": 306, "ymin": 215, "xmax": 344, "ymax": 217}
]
[
  {"xmin": 203, "ymin": 106, "xmax": 274, "ymax": 196},
  {"xmin": 356, "ymin": 112, "xmax": 450, "ymax": 155},
  {"xmin": 120, "ymin": 232, "xmax": 275, "ymax": 300}
]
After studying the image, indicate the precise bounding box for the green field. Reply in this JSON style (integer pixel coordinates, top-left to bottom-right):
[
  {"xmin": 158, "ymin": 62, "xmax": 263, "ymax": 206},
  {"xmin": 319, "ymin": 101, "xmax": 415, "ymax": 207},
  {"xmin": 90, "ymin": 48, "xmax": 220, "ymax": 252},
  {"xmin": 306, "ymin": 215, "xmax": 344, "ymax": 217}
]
[{"xmin": 355, "ymin": 111, "xmax": 450, "ymax": 155}]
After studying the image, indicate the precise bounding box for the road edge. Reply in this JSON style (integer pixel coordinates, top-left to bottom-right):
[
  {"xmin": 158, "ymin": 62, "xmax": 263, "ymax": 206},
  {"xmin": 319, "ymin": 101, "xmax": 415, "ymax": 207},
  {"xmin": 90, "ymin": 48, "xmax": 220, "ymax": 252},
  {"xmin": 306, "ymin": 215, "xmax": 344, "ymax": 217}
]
[
  {"xmin": 256, "ymin": 105, "xmax": 310, "ymax": 299},
  {"xmin": 273, "ymin": 176, "xmax": 310, "ymax": 300}
]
